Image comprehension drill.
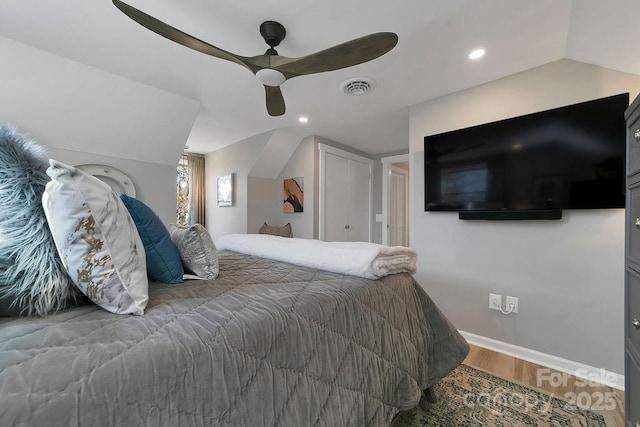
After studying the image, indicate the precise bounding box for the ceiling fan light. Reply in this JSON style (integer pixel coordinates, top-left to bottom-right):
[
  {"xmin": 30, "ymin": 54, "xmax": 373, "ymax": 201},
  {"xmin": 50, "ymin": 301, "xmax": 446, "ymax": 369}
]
[{"xmin": 256, "ymin": 69, "xmax": 286, "ymax": 87}]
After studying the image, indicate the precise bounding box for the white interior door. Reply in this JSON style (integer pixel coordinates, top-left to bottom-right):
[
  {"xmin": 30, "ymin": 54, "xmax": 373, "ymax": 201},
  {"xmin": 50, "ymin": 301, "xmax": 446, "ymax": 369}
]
[
  {"xmin": 381, "ymin": 155, "xmax": 409, "ymax": 246},
  {"xmin": 324, "ymin": 152, "xmax": 350, "ymax": 241},
  {"xmin": 319, "ymin": 143, "xmax": 372, "ymax": 242},
  {"xmin": 389, "ymin": 168, "xmax": 407, "ymax": 246},
  {"xmin": 348, "ymin": 159, "xmax": 371, "ymax": 242}
]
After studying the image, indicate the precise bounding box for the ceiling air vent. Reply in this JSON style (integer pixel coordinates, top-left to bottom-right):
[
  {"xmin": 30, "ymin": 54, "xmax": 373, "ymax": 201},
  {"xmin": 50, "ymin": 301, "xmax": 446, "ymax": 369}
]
[{"xmin": 340, "ymin": 77, "xmax": 376, "ymax": 96}]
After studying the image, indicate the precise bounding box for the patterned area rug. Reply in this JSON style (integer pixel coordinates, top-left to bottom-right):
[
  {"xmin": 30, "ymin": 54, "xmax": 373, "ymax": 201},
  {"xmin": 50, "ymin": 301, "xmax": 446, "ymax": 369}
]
[{"xmin": 392, "ymin": 364, "xmax": 607, "ymax": 426}]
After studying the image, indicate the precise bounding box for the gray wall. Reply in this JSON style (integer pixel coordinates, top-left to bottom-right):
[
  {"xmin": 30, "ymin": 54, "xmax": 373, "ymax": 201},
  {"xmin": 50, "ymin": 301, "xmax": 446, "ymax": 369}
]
[
  {"xmin": 409, "ymin": 59, "xmax": 640, "ymax": 374},
  {"xmin": 208, "ymin": 133, "xmax": 375, "ymax": 241},
  {"xmin": 46, "ymin": 147, "xmax": 178, "ymax": 225},
  {"xmin": 275, "ymin": 136, "xmax": 316, "ymax": 238},
  {"xmin": 247, "ymin": 177, "xmax": 280, "ymax": 234},
  {"xmin": 205, "ymin": 131, "xmax": 271, "ymax": 239}
]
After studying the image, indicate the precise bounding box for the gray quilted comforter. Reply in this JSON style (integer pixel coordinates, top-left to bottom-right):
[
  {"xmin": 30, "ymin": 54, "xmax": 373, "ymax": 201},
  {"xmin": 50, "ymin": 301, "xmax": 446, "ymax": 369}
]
[{"xmin": 0, "ymin": 251, "xmax": 469, "ymax": 426}]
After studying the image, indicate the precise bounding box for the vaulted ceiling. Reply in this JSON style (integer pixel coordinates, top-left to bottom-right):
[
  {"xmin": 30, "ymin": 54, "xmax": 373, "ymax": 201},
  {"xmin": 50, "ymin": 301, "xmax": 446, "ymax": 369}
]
[{"xmin": 1, "ymin": 0, "xmax": 639, "ymax": 155}]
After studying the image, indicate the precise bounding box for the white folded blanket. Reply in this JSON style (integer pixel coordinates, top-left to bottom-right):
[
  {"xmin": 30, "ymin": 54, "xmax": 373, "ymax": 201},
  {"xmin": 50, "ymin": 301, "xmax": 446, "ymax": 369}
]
[{"xmin": 215, "ymin": 234, "xmax": 416, "ymax": 280}]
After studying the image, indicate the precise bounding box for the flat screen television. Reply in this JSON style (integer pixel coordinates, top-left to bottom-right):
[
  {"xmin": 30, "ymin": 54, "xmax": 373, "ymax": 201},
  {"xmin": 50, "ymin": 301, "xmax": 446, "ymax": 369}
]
[{"xmin": 424, "ymin": 93, "xmax": 629, "ymax": 219}]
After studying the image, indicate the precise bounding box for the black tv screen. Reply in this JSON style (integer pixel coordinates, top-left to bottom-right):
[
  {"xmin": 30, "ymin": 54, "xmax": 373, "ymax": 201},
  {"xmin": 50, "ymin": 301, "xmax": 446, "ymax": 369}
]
[{"xmin": 424, "ymin": 93, "xmax": 629, "ymax": 213}]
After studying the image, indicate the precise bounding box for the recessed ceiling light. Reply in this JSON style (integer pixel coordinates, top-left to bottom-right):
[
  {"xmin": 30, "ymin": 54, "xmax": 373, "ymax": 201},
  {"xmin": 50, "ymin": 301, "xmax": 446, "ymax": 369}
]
[
  {"xmin": 469, "ymin": 48, "xmax": 485, "ymax": 60},
  {"xmin": 298, "ymin": 116, "xmax": 309, "ymax": 124}
]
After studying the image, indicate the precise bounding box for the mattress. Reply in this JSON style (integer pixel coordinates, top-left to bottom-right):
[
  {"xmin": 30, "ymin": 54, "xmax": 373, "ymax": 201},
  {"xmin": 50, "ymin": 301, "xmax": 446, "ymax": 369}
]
[{"xmin": 0, "ymin": 251, "xmax": 469, "ymax": 426}]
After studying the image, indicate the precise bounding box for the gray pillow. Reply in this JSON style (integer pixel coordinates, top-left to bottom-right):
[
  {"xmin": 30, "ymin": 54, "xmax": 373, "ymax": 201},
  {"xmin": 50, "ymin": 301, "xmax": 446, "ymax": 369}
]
[
  {"xmin": 0, "ymin": 123, "xmax": 79, "ymax": 316},
  {"xmin": 259, "ymin": 222, "xmax": 292, "ymax": 238},
  {"xmin": 168, "ymin": 223, "xmax": 219, "ymax": 279}
]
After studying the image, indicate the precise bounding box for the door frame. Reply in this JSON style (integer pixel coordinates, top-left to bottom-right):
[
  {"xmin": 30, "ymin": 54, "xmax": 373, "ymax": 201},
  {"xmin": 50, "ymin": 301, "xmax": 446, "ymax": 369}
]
[
  {"xmin": 318, "ymin": 143, "xmax": 373, "ymax": 241},
  {"xmin": 381, "ymin": 153, "xmax": 409, "ymax": 246},
  {"xmin": 389, "ymin": 165, "xmax": 409, "ymax": 246}
]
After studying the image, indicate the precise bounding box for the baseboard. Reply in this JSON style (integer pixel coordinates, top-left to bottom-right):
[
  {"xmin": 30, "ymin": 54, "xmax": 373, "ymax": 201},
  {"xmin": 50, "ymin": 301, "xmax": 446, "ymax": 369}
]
[{"xmin": 459, "ymin": 330, "xmax": 625, "ymax": 391}]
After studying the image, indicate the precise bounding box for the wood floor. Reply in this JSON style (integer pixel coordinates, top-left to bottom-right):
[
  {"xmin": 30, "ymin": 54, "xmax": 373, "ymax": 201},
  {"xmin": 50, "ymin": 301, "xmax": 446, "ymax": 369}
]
[{"xmin": 463, "ymin": 345, "xmax": 625, "ymax": 426}]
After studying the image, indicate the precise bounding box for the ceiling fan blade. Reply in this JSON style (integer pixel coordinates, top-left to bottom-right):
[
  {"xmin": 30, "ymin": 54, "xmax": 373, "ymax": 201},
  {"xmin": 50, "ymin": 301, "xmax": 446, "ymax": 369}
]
[
  {"xmin": 112, "ymin": 0, "xmax": 255, "ymax": 72},
  {"xmin": 264, "ymin": 85, "xmax": 285, "ymax": 116},
  {"xmin": 273, "ymin": 32, "xmax": 398, "ymax": 77}
]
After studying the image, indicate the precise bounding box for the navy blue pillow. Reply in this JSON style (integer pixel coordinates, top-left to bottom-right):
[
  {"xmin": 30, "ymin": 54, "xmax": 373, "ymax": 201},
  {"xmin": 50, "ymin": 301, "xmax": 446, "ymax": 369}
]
[{"xmin": 120, "ymin": 194, "xmax": 184, "ymax": 284}]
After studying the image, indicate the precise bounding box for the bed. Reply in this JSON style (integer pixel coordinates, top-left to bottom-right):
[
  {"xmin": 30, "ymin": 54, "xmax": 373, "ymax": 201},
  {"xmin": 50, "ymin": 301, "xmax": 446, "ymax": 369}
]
[
  {"xmin": 0, "ymin": 248, "xmax": 469, "ymax": 426},
  {"xmin": 0, "ymin": 128, "xmax": 468, "ymax": 425}
]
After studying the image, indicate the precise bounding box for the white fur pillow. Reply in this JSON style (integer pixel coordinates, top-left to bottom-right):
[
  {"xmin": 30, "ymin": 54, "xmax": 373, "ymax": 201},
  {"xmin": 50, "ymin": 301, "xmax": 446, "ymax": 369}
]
[{"xmin": 42, "ymin": 160, "xmax": 148, "ymax": 315}]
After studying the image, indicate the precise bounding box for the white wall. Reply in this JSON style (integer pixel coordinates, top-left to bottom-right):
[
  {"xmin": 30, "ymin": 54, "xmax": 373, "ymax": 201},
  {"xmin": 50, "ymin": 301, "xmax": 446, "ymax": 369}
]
[
  {"xmin": 0, "ymin": 35, "xmax": 200, "ymax": 225},
  {"xmin": 409, "ymin": 59, "xmax": 640, "ymax": 374},
  {"xmin": 0, "ymin": 36, "xmax": 199, "ymax": 167}
]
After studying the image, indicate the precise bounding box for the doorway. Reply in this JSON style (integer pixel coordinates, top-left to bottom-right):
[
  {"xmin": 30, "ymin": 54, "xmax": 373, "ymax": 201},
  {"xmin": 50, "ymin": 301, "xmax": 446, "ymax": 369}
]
[{"xmin": 381, "ymin": 154, "xmax": 410, "ymax": 246}]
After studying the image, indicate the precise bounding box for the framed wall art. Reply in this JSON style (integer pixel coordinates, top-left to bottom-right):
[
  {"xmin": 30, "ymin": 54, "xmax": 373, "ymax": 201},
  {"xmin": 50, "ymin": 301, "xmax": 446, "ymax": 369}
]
[
  {"xmin": 283, "ymin": 177, "xmax": 303, "ymax": 213},
  {"xmin": 217, "ymin": 173, "xmax": 234, "ymax": 207}
]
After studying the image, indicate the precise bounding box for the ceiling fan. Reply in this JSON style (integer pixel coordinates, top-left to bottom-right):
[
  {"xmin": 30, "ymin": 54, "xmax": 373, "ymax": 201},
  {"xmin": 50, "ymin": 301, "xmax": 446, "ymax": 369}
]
[{"xmin": 112, "ymin": 0, "xmax": 398, "ymax": 116}]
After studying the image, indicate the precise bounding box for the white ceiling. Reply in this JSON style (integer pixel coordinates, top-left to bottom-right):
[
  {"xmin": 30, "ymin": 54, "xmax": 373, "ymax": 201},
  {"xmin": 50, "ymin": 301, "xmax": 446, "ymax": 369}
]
[{"xmin": 1, "ymin": 0, "xmax": 639, "ymax": 156}]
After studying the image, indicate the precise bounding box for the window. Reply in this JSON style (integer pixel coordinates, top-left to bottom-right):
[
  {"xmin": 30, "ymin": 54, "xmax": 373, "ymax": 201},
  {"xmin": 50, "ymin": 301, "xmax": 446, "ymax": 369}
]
[
  {"xmin": 176, "ymin": 155, "xmax": 189, "ymax": 226},
  {"xmin": 176, "ymin": 154, "xmax": 206, "ymax": 227}
]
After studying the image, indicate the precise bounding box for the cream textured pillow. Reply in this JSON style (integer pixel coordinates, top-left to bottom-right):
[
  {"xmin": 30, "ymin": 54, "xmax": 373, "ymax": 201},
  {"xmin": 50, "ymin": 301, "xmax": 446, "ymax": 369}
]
[
  {"xmin": 168, "ymin": 224, "xmax": 219, "ymax": 279},
  {"xmin": 42, "ymin": 160, "xmax": 148, "ymax": 315}
]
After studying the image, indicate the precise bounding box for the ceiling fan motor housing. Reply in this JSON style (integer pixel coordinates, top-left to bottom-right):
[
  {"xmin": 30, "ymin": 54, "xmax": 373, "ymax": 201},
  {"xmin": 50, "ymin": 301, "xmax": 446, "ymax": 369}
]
[{"xmin": 260, "ymin": 21, "xmax": 286, "ymax": 48}]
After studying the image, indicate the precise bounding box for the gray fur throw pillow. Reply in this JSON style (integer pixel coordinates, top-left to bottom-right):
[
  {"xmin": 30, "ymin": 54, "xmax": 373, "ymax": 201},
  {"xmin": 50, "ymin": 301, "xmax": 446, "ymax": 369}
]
[{"xmin": 0, "ymin": 123, "xmax": 79, "ymax": 316}]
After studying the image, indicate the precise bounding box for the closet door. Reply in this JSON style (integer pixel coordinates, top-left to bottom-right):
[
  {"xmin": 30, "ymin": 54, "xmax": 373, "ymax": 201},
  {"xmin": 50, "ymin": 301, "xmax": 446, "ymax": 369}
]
[
  {"xmin": 324, "ymin": 152, "xmax": 350, "ymax": 241},
  {"xmin": 319, "ymin": 144, "xmax": 372, "ymax": 242},
  {"xmin": 347, "ymin": 158, "xmax": 371, "ymax": 242}
]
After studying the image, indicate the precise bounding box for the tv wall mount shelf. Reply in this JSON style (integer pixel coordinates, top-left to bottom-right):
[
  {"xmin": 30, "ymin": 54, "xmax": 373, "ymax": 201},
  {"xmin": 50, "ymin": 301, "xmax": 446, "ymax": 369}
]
[{"xmin": 458, "ymin": 210, "xmax": 563, "ymax": 221}]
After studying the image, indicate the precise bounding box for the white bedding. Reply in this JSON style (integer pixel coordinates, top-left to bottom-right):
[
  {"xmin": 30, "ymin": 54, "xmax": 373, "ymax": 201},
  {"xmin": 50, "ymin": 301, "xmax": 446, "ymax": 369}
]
[{"xmin": 215, "ymin": 233, "xmax": 416, "ymax": 279}]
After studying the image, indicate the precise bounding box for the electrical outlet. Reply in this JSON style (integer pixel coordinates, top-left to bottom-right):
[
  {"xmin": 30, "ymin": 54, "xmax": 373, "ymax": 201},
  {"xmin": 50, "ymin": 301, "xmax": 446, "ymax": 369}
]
[
  {"xmin": 489, "ymin": 293, "xmax": 502, "ymax": 311},
  {"xmin": 506, "ymin": 296, "xmax": 519, "ymax": 314}
]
